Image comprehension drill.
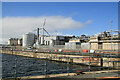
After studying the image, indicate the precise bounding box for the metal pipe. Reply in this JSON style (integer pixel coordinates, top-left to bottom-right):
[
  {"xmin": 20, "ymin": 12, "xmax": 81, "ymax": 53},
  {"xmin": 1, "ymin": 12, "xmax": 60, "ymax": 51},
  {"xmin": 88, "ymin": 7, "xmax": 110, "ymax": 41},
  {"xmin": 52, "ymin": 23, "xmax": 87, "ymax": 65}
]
[
  {"xmin": 37, "ymin": 28, "xmax": 39, "ymax": 45},
  {"xmin": 107, "ymin": 56, "xmax": 110, "ymax": 72},
  {"xmin": 67, "ymin": 57, "xmax": 70, "ymax": 76},
  {"xmin": 89, "ymin": 56, "xmax": 91, "ymax": 72}
]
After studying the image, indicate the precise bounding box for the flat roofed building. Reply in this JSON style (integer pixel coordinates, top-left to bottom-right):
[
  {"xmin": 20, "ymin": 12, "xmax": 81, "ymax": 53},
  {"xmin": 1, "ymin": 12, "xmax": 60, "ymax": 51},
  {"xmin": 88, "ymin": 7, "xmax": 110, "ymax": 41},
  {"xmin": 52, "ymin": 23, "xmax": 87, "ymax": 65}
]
[
  {"xmin": 8, "ymin": 38, "xmax": 19, "ymax": 46},
  {"xmin": 89, "ymin": 36, "xmax": 120, "ymax": 50}
]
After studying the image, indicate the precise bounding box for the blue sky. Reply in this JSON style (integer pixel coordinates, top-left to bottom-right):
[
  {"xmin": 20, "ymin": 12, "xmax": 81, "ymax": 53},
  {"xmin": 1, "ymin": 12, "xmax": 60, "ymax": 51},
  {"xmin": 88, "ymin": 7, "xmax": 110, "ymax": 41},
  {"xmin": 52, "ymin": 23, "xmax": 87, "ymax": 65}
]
[{"xmin": 2, "ymin": 2, "xmax": 118, "ymax": 38}]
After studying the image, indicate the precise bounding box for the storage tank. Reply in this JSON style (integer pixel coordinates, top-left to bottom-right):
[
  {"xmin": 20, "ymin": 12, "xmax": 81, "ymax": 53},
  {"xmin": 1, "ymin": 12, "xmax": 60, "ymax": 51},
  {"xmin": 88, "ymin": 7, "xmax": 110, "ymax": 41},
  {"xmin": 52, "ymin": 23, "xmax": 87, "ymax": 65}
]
[{"xmin": 23, "ymin": 32, "xmax": 35, "ymax": 47}]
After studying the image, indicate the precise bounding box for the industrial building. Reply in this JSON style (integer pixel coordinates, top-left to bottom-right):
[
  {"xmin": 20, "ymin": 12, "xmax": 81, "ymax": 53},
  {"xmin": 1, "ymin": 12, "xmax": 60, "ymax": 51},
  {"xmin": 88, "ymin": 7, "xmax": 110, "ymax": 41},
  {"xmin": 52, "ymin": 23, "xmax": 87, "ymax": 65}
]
[
  {"xmin": 8, "ymin": 38, "xmax": 22, "ymax": 46},
  {"xmin": 22, "ymin": 31, "xmax": 73, "ymax": 48},
  {"xmin": 18, "ymin": 39, "xmax": 22, "ymax": 46},
  {"xmin": 69, "ymin": 38, "xmax": 81, "ymax": 43},
  {"xmin": 39, "ymin": 35, "xmax": 72, "ymax": 46},
  {"xmin": 89, "ymin": 31, "xmax": 120, "ymax": 50},
  {"xmin": 8, "ymin": 27, "xmax": 120, "ymax": 51},
  {"xmin": 65, "ymin": 35, "xmax": 90, "ymax": 49},
  {"xmin": 65, "ymin": 38, "xmax": 81, "ymax": 49}
]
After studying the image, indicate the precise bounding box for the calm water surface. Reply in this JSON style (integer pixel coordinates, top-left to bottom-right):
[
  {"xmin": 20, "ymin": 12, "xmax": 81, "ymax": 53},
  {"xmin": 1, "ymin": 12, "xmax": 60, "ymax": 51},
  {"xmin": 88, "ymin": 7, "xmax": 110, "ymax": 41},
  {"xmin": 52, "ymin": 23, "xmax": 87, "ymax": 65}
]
[{"xmin": 2, "ymin": 53, "xmax": 87, "ymax": 78}]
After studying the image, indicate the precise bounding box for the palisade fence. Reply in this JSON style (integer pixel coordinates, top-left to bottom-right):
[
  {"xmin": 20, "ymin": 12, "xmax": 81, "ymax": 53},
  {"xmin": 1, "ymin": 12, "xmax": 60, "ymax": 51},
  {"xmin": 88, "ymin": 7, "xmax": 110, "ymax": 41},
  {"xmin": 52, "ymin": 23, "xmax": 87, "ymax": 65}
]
[{"xmin": 2, "ymin": 54, "xmax": 120, "ymax": 79}]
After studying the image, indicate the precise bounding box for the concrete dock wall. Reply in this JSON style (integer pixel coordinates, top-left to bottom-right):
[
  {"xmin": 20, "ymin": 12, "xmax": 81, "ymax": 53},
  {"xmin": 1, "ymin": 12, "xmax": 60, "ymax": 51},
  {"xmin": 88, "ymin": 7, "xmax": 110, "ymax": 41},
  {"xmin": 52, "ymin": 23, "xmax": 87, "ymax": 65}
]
[{"xmin": 2, "ymin": 50, "xmax": 120, "ymax": 68}]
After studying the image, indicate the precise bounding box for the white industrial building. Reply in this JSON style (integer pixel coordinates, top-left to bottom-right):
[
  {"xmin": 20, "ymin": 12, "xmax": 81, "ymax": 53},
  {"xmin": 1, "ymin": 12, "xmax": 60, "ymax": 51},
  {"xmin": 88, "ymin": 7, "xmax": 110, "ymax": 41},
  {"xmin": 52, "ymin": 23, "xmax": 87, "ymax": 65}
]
[
  {"xmin": 39, "ymin": 35, "xmax": 68, "ymax": 46},
  {"xmin": 8, "ymin": 38, "xmax": 22, "ymax": 46},
  {"xmin": 8, "ymin": 38, "xmax": 18, "ymax": 46},
  {"xmin": 65, "ymin": 38, "xmax": 81, "ymax": 49}
]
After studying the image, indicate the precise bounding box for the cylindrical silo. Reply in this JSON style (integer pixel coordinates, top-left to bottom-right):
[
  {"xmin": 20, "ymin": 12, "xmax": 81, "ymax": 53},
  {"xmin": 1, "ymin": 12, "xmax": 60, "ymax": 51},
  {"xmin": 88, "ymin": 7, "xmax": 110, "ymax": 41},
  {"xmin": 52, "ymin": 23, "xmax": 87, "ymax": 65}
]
[{"xmin": 23, "ymin": 32, "xmax": 35, "ymax": 47}]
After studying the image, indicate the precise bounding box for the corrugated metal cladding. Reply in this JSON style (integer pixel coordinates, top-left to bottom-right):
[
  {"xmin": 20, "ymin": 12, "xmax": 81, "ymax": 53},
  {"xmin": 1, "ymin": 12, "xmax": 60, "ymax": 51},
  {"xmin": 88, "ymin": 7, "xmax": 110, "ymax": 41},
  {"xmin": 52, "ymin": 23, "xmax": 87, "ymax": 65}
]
[
  {"xmin": 81, "ymin": 43, "xmax": 90, "ymax": 50},
  {"xmin": 23, "ymin": 32, "xmax": 35, "ymax": 47},
  {"xmin": 65, "ymin": 42, "xmax": 78, "ymax": 49}
]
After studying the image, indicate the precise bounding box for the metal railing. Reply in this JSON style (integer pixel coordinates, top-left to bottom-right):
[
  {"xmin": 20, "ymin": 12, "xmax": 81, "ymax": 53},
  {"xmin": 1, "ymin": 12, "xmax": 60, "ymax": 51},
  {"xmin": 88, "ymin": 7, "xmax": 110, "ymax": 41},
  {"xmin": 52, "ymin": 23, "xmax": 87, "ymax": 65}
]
[
  {"xmin": 2, "ymin": 53, "xmax": 120, "ymax": 79},
  {"xmin": 1, "ymin": 47, "xmax": 120, "ymax": 79}
]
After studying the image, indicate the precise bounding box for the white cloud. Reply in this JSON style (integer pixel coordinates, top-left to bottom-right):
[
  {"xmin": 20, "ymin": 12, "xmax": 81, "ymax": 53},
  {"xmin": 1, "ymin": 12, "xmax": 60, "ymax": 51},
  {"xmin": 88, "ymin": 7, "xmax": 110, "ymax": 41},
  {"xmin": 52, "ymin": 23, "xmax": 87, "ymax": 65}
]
[
  {"xmin": 2, "ymin": 16, "xmax": 92, "ymax": 43},
  {"xmin": 51, "ymin": 31, "xmax": 74, "ymax": 36},
  {"xmin": 85, "ymin": 20, "xmax": 93, "ymax": 24}
]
